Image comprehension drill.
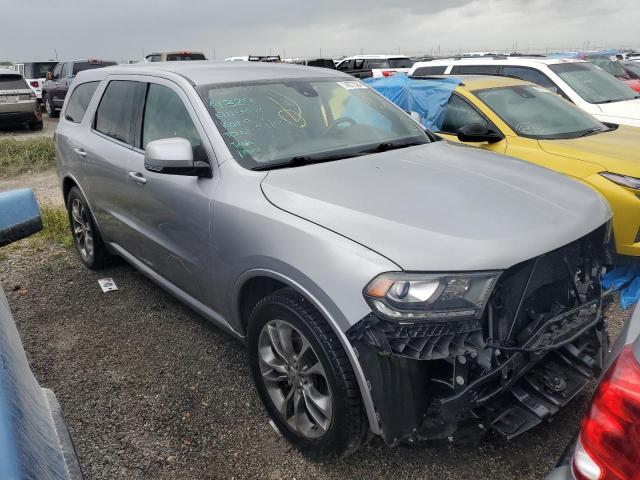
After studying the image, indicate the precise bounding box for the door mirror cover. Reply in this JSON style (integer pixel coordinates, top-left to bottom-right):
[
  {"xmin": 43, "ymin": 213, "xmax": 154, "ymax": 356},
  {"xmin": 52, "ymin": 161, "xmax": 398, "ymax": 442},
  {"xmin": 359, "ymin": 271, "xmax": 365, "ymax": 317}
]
[
  {"xmin": 144, "ymin": 137, "xmax": 208, "ymax": 176},
  {"xmin": 0, "ymin": 189, "xmax": 42, "ymax": 248},
  {"xmin": 457, "ymin": 123, "xmax": 503, "ymax": 144}
]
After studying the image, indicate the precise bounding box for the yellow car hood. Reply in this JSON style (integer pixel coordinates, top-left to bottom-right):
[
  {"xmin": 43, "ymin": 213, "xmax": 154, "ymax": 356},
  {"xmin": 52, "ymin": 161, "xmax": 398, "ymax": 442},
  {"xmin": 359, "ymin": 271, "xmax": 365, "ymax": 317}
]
[{"xmin": 538, "ymin": 126, "xmax": 640, "ymax": 176}]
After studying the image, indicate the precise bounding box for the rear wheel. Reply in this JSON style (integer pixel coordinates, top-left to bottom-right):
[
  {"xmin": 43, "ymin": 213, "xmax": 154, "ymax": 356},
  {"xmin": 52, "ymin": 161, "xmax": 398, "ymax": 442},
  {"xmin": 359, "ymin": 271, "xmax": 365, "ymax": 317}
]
[
  {"xmin": 248, "ymin": 288, "xmax": 367, "ymax": 459},
  {"xmin": 29, "ymin": 120, "xmax": 43, "ymax": 131},
  {"xmin": 67, "ymin": 187, "xmax": 109, "ymax": 269},
  {"xmin": 44, "ymin": 95, "xmax": 59, "ymax": 118}
]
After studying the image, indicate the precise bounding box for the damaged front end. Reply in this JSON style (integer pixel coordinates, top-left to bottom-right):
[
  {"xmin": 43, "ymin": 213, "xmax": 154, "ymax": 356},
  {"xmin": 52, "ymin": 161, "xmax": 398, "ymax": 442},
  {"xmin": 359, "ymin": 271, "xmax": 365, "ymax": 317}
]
[{"xmin": 348, "ymin": 224, "xmax": 612, "ymax": 446}]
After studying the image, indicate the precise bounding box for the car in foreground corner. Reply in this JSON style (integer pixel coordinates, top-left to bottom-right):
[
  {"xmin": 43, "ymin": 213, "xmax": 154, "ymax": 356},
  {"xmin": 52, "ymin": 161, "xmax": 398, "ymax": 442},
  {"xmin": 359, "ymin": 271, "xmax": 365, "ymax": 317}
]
[
  {"xmin": 56, "ymin": 61, "xmax": 612, "ymax": 458},
  {"xmin": 0, "ymin": 69, "xmax": 42, "ymax": 130},
  {"xmin": 371, "ymin": 74, "xmax": 640, "ymax": 259},
  {"xmin": 0, "ymin": 188, "xmax": 83, "ymax": 479},
  {"xmin": 546, "ymin": 302, "xmax": 640, "ymax": 480}
]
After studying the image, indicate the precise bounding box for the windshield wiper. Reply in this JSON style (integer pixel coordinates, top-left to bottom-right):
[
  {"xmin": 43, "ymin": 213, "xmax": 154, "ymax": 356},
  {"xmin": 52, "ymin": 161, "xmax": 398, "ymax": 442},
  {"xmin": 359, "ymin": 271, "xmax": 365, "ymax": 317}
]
[
  {"xmin": 357, "ymin": 139, "xmax": 427, "ymax": 155},
  {"xmin": 573, "ymin": 127, "xmax": 606, "ymax": 138},
  {"xmin": 251, "ymin": 151, "xmax": 363, "ymax": 171}
]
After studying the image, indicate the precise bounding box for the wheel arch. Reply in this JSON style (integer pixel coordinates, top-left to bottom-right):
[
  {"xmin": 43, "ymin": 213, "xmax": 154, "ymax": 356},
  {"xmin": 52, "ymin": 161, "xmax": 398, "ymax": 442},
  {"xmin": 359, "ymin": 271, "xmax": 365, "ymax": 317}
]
[{"xmin": 233, "ymin": 268, "xmax": 381, "ymax": 435}]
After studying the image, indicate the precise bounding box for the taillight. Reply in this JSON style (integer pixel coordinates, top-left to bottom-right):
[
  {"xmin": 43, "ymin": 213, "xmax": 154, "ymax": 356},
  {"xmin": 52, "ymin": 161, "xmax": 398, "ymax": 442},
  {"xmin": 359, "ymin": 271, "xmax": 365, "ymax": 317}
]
[
  {"xmin": 572, "ymin": 346, "xmax": 640, "ymax": 480},
  {"xmin": 381, "ymin": 70, "xmax": 396, "ymax": 77},
  {"xmin": 30, "ymin": 80, "xmax": 39, "ymax": 87}
]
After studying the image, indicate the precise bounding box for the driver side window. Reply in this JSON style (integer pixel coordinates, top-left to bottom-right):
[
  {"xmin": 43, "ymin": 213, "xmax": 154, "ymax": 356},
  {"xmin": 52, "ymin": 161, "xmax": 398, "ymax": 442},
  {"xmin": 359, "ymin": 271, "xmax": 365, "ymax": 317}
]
[
  {"xmin": 52, "ymin": 64, "xmax": 62, "ymax": 80},
  {"xmin": 142, "ymin": 83, "xmax": 208, "ymax": 163},
  {"xmin": 440, "ymin": 94, "xmax": 488, "ymax": 134}
]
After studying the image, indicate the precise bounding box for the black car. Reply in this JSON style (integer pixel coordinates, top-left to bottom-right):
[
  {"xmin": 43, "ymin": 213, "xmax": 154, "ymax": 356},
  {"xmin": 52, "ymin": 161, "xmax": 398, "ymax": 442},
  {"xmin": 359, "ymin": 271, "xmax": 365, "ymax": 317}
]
[{"xmin": 42, "ymin": 59, "xmax": 116, "ymax": 118}]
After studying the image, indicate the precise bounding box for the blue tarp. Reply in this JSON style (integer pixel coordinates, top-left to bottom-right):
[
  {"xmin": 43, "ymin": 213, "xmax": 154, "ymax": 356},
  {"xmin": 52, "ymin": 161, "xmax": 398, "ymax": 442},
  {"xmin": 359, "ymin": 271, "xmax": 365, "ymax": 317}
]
[
  {"xmin": 364, "ymin": 75, "xmax": 461, "ymax": 131},
  {"xmin": 547, "ymin": 48, "xmax": 621, "ymax": 59},
  {"xmin": 603, "ymin": 263, "xmax": 640, "ymax": 309}
]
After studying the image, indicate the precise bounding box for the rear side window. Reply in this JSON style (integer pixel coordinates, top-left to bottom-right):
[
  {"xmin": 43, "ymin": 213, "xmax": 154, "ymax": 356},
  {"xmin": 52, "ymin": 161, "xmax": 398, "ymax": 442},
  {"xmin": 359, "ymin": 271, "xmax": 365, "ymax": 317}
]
[
  {"xmin": 501, "ymin": 66, "xmax": 559, "ymax": 92},
  {"xmin": 0, "ymin": 75, "xmax": 28, "ymax": 90},
  {"xmin": 95, "ymin": 80, "xmax": 145, "ymax": 145},
  {"xmin": 354, "ymin": 59, "xmax": 365, "ymax": 69},
  {"xmin": 412, "ymin": 65, "xmax": 448, "ymax": 76},
  {"xmin": 146, "ymin": 55, "xmax": 161, "ymax": 62},
  {"xmin": 65, "ymin": 81, "xmax": 99, "ymax": 123},
  {"xmin": 451, "ymin": 65, "xmax": 500, "ymax": 75},
  {"xmin": 142, "ymin": 83, "xmax": 207, "ymax": 162}
]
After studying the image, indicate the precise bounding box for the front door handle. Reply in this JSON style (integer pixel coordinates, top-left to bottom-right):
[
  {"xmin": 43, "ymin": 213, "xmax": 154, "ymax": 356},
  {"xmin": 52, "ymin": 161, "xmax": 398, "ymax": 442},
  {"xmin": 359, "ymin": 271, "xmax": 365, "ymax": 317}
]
[
  {"xmin": 73, "ymin": 148, "xmax": 87, "ymax": 158},
  {"xmin": 128, "ymin": 171, "xmax": 147, "ymax": 185}
]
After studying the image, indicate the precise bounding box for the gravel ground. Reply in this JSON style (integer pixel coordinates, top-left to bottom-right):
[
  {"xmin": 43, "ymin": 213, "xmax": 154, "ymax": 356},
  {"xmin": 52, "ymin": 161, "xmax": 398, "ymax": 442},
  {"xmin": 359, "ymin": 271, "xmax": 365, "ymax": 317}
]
[
  {"xmin": 0, "ymin": 240, "xmax": 630, "ymax": 480},
  {"xmin": 0, "ymin": 115, "xmax": 57, "ymax": 140}
]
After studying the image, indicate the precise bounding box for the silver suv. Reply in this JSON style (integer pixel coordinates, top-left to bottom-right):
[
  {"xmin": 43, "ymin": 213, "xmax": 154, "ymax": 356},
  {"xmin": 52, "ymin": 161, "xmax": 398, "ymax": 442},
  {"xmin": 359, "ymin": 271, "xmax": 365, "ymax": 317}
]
[
  {"xmin": 56, "ymin": 62, "xmax": 612, "ymax": 458},
  {"xmin": 0, "ymin": 69, "xmax": 42, "ymax": 130}
]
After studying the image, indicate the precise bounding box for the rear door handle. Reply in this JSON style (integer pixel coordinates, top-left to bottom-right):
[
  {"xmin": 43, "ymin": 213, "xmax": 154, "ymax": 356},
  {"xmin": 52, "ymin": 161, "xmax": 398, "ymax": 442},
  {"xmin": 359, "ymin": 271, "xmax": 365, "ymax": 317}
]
[
  {"xmin": 128, "ymin": 171, "xmax": 147, "ymax": 185},
  {"xmin": 73, "ymin": 148, "xmax": 87, "ymax": 158}
]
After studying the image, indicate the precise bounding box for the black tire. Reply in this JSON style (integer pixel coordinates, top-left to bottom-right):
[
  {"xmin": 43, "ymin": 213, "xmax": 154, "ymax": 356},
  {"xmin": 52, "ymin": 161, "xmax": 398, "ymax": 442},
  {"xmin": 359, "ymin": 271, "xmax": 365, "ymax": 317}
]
[
  {"xmin": 248, "ymin": 288, "xmax": 367, "ymax": 459},
  {"xmin": 66, "ymin": 187, "xmax": 109, "ymax": 269},
  {"xmin": 29, "ymin": 120, "xmax": 43, "ymax": 131},
  {"xmin": 44, "ymin": 94, "xmax": 59, "ymax": 118}
]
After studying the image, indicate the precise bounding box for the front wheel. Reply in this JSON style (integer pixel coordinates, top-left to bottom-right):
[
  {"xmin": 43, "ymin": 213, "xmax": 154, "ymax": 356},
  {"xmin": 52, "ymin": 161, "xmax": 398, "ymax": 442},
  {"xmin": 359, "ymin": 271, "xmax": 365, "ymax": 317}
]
[
  {"xmin": 248, "ymin": 288, "xmax": 367, "ymax": 459},
  {"xmin": 44, "ymin": 95, "xmax": 59, "ymax": 118}
]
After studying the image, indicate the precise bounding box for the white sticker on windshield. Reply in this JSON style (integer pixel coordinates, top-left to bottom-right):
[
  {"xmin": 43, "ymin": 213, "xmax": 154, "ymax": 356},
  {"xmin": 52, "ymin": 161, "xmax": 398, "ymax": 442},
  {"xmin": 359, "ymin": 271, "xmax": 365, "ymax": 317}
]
[
  {"xmin": 532, "ymin": 86, "xmax": 552, "ymax": 93},
  {"xmin": 337, "ymin": 81, "xmax": 368, "ymax": 90}
]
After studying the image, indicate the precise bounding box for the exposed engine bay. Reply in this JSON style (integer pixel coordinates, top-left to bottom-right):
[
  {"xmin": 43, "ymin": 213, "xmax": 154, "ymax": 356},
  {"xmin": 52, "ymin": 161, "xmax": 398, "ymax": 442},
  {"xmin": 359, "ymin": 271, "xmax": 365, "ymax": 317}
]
[{"xmin": 348, "ymin": 224, "xmax": 611, "ymax": 445}]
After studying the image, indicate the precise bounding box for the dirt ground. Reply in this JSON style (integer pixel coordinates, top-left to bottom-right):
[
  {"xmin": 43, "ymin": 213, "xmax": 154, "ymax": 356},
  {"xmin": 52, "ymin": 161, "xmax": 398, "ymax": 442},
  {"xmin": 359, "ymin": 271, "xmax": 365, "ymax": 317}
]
[{"xmin": 0, "ymin": 171, "xmax": 631, "ymax": 479}]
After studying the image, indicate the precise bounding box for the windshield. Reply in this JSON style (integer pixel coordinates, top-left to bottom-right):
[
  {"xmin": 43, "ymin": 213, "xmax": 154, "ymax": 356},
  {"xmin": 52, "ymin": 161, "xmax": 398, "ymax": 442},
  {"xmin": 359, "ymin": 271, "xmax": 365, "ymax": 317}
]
[
  {"xmin": 474, "ymin": 85, "xmax": 607, "ymax": 139},
  {"xmin": 0, "ymin": 75, "xmax": 28, "ymax": 90},
  {"xmin": 166, "ymin": 53, "xmax": 206, "ymax": 61},
  {"xmin": 624, "ymin": 62, "xmax": 640, "ymax": 76},
  {"xmin": 196, "ymin": 78, "xmax": 429, "ymax": 169},
  {"xmin": 586, "ymin": 57, "xmax": 626, "ymax": 77},
  {"xmin": 30, "ymin": 62, "xmax": 57, "ymax": 78},
  {"xmin": 549, "ymin": 62, "xmax": 638, "ymax": 104},
  {"xmin": 72, "ymin": 61, "xmax": 117, "ymax": 75}
]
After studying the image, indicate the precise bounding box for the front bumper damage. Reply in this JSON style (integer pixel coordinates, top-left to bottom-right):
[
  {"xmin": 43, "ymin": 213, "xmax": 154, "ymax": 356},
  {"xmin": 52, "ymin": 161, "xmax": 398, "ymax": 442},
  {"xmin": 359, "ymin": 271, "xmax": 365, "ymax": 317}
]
[{"xmin": 348, "ymin": 224, "xmax": 611, "ymax": 445}]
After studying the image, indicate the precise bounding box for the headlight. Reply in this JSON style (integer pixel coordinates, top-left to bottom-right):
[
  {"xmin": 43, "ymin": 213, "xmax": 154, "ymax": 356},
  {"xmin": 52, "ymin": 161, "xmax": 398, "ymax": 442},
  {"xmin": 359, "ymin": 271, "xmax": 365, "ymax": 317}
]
[
  {"xmin": 364, "ymin": 272, "xmax": 500, "ymax": 322},
  {"xmin": 600, "ymin": 172, "xmax": 640, "ymax": 190}
]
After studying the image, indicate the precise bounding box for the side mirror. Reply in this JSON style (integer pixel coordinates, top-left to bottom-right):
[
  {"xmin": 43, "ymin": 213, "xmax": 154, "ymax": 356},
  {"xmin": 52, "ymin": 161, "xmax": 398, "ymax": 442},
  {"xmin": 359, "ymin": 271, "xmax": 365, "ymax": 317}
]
[
  {"xmin": 46, "ymin": 72, "xmax": 53, "ymax": 81},
  {"xmin": 457, "ymin": 123, "xmax": 503, "ymax": 144},
  {"xmin": 144, "ymin": 138, "xmax": 210, "ymax": 177},
  {"xmin": 408, "ymin": 111, "xmax": 422, "ymax": 123},
  {"xmin": 0, "ymin": 189, "xmax": 42, "ymax": 248}
]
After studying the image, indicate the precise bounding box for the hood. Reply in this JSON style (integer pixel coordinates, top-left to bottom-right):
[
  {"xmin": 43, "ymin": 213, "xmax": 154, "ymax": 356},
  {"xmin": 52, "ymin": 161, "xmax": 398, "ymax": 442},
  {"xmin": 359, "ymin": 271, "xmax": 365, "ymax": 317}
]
[
  {"xmin": 261, "ymin": 142, "xmax": 610, "ymax": 271},
  {"xmin": 538, "ymin": 126, "xmax": 640, "ymax": 178},
  {"xmin": 595, "ymin": 97, "xmax": 640, "ymax": 124}
]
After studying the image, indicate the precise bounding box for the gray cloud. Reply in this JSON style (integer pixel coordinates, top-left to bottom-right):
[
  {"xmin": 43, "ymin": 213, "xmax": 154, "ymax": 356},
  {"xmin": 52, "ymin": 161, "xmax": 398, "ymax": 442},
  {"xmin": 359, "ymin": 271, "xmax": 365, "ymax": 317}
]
[{"xmin": 2, "ymin": 0, "xmax": 639, "ymax": 62}]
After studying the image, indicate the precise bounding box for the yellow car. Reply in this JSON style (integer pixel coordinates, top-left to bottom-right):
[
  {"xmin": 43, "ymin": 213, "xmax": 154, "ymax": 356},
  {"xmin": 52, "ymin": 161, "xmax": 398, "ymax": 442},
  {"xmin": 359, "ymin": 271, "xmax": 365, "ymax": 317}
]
[{"xmin": 430, "ymin": 75, "xmax": 640, "ymax": 257}]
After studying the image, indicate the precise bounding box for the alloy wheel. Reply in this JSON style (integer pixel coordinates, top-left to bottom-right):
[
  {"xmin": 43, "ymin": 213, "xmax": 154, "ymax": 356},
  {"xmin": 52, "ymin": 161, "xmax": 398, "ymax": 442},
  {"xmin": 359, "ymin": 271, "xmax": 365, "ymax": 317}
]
[
  {"xmin": 70, "ymin": 198, "xmax": 94, "ymax": 261},
  {"xmin": 258, "ymin": 319, "xmax": 333, "ymax": 439}
]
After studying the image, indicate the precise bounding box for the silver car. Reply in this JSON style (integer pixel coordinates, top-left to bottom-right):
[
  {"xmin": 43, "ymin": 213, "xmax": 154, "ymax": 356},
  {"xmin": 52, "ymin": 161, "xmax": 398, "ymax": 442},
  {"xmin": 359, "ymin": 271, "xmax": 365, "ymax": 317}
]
[
  {"xmin": 55, "ymin": 62, "xmax": 612, "ymax": 458},
  {"xmin": 0, "ymin": 69, "xmax": 42, "ymax": 130}
]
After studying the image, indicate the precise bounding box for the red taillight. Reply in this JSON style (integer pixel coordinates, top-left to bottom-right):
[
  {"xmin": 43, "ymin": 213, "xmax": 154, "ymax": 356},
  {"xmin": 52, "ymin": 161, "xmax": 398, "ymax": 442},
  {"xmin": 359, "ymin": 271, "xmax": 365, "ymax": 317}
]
[
  {"xmin": 572, "ymin": 346, "xmax": 640, "ymax": 480},
  {"xmin": 30, "ymin": 80, "xmax": 39, "ymax": 87},
  {"xmin": 381, "ymin": 70, "xmax": 396, "ymax": 77}
]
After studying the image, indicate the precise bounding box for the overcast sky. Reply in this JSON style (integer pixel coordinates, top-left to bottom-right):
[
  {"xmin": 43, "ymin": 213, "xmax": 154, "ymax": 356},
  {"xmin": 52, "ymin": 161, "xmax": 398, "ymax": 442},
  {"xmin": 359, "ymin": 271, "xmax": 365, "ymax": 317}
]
[{"xmin": 3, "ymin": 0, "xmax": 640, "ymax": 62}]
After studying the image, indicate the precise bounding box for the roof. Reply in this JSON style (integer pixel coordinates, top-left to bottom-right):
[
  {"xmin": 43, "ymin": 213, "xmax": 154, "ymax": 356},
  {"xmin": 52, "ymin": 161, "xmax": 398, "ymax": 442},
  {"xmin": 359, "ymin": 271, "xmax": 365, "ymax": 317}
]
[
  {"xmin": 411, "ymin": 56, "xmax": 585, "ymax": 71},
  {"xmin": 74, "ymin": 61, "xmax": 351, "ymax": 86},
  {"xmin": 340, "ymin": 55, "xmax": 410, "ymax": 60},
  {"xmin": 436, "ymin": 74, "xmax": 532, "ymax": 90},
  {"xmin": 0, "ymin": 68, "xmax": 21, "ymax": 77}
]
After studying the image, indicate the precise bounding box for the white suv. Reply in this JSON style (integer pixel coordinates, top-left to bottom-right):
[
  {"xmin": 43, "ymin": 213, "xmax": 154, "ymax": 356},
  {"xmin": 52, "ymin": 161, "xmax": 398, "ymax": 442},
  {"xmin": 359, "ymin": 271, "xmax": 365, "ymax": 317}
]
[{"xmin": 409, "ymin": 57, "xmax": 640, "ymax": 127}]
